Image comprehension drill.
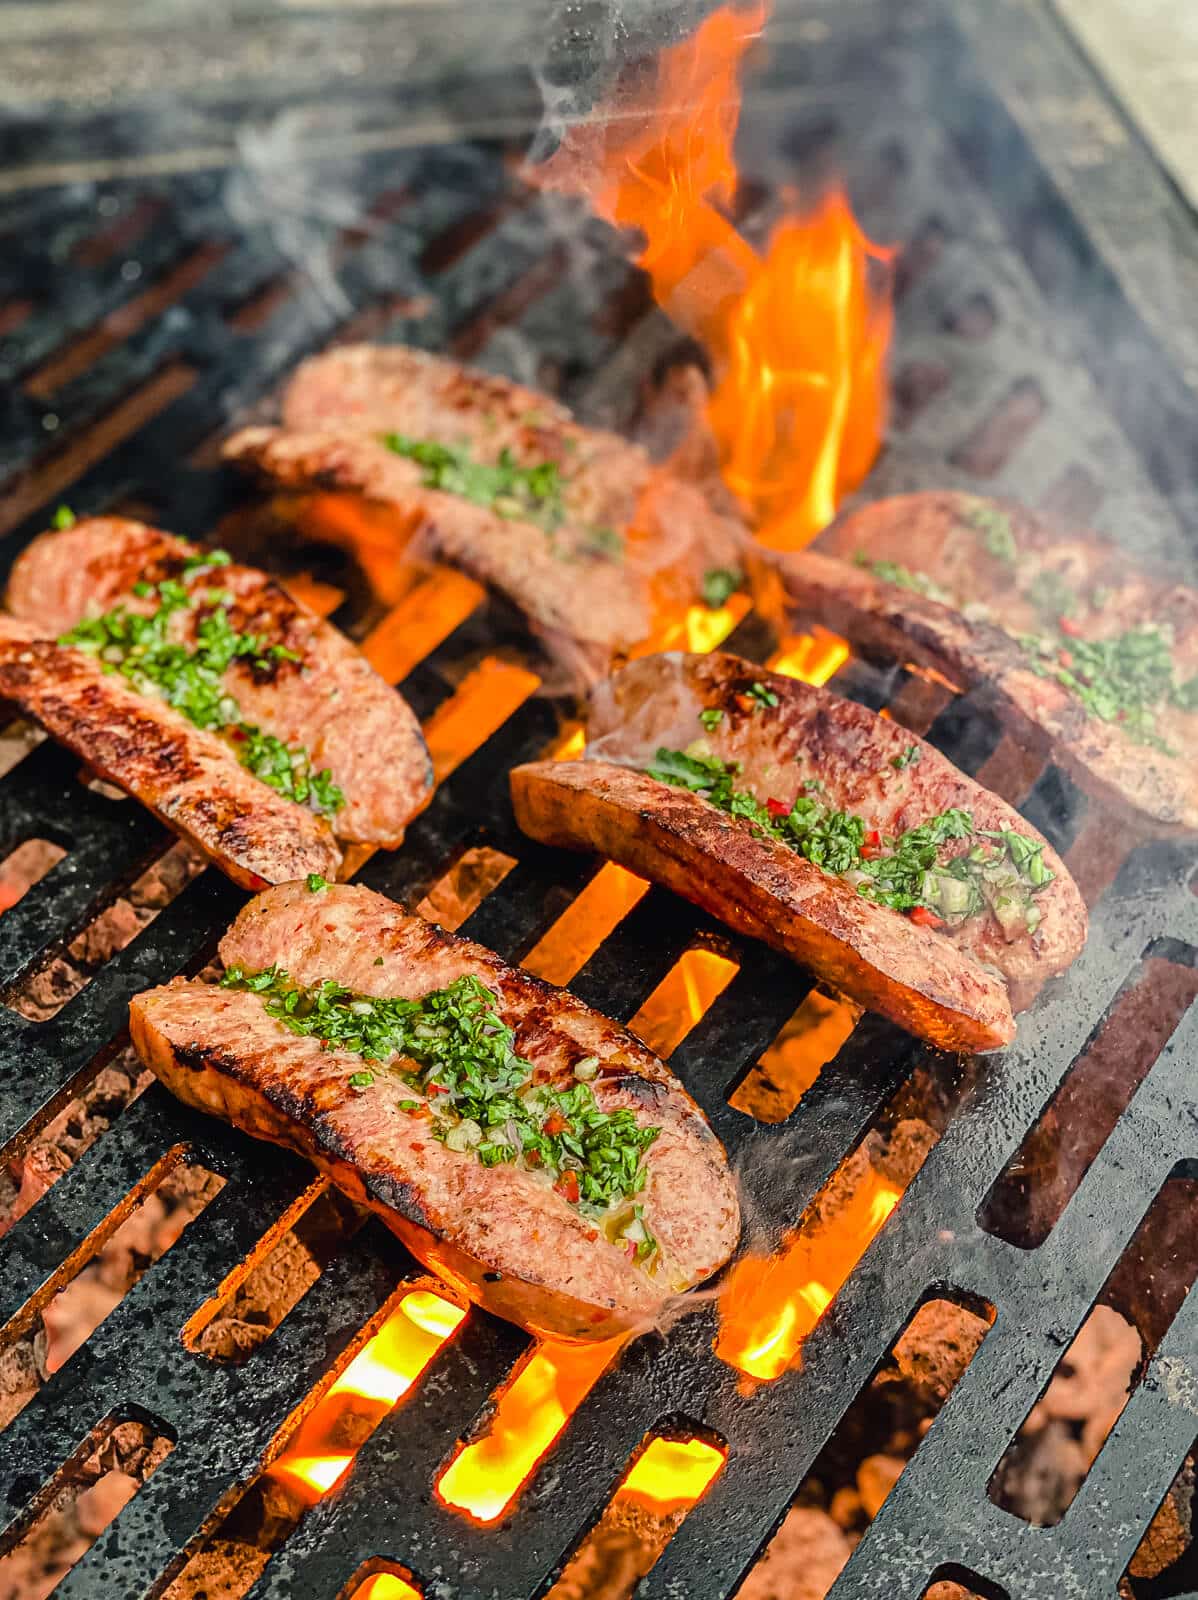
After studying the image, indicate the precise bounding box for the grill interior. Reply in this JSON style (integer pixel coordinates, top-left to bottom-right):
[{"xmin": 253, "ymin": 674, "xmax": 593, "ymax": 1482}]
[{"xmin": 1, "ymin": 2, "xmax": 1198, "ymax": 1598}]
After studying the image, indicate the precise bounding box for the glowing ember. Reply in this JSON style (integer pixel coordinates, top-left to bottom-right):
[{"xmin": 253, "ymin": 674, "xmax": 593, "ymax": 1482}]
[
  {"xmin": 522, "ymin": 862, "xmax": 649, "ymax": 987},
  {"xmin": 768, "ymin": 628, "xmax": 852, "ymax": 687},
  {"xmin": 634, "ymin": 591, "xmax": 752, "ymax": 659},
  {"xmin": 717, "ymin": 1171, "xmax": 900, "ymax": 1381},
  {"xmin": 533, "ymin": 1, "xmax": 892, "ymax": 552},
  {"xmin": 269, "ymin": 1288, "xmax": 464, "ymax": 1504},
  {"xmin": 350, "ymin": 1576, "xmax": 421, "ymax": 1600},
  {"xmin": 437, "ymin": 1338, "xmax": 622, "ymax": 1523},
  {"xmin": 620, "ymin": 1436, "xmax": 726, "ymax": 1512},
  {"xmin": 629, "ymin": 948, "xmax": 739, "ymax": 1059},
  {"xmin": 420, "ymin": 658, "xmax": 541, "ymax": 784}
]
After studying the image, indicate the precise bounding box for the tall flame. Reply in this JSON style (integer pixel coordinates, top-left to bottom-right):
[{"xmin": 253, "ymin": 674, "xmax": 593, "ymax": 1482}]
[{"xmin": 532, "ymin": 1, "xmax": 891, "ymax": 551}]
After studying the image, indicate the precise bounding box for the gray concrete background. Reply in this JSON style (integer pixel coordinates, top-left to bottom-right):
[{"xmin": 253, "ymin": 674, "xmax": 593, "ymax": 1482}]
[{"xmin": 1052, "ymin": 0, "xmax": 1198, "ymax": 207}]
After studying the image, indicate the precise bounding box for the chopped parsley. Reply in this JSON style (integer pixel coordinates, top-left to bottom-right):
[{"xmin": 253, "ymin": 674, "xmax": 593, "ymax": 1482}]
[
  {"xmin": 306, "ymin": 873, "xmax": 330, "ymax": 893},
  {"xmin": 891, "ymin": 744, "xmax": 921, "ymax": 770},
  {"xmin": 52, "ymin": 505, "xmax": 77, "ymax": 530},
  {"xmin": 699, "ymin": 707, "xmax": 725, "ymax": 731},
  {"xmin": 746, "ymin": 681, "xmax": 779, "ymax": 710},
  {"xmin": 963, "ymin": 501, "xmax": 1018, "ymax": 566},
  {"xmin": 646, "ymin": 745, "xmax": 1053, "ymax": 933},
  {"xmin": 59, "ymin": 563, "xmax": 344, "ymax": 815},
  {"xmin": 854, "ymin": 552, "xmax": 954, "ymax": 604},
  {"xmin": 221, "ymin": 967, "xmax": 661, "ymax": 1248},
  {"xmin": 1016, "ymin": 622, "xmax": 1192, "ymax": 753},
  {"xmin": 383, "ymin": 433, "xmax": 567, "ymax": 534},
  {"xmin": 702, "ymin": 567, "xmax": 743, "ymax": 608}
]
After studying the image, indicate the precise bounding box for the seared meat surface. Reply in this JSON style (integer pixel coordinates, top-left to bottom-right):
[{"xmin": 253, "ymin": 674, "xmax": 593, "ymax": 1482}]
[
  {"xmin": 779, "ymin": 492, "xmax": 1198, "ymax": 832},
  {"xmin": 224, "ymin": 344, "xmax": 744, "ymax": 670},
  {"xmin": 6, "ymin": 517, "xmax": 432, "ymax": 857},
  {"xmin": 0, "ymin": 618, "xmax": 339, "ymax": 889},
  {"xmin": 130, "ymin": 882, "xmax": 740, "ymax": 1341},
  {"xmin": 512, "ymin": 653, "xmax": 1087, "ymax": 1051}
]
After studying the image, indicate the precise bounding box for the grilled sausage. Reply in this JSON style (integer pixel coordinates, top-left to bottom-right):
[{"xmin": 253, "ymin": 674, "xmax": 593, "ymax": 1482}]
[
  {"xmin": 0, "ymin": 620, "xmax": 340, "ymax": 889},
  {"xmin": 778, "ymin": 492, "xmax": 1198, "ymax": 833},
  {"xmin": 7, "ymin": 517, "xmax": 432, "ymax": 848},
  {"xmin": 130, "ymin": 881, "xmax": 740, "ymax": 1341},
  {"xmin": 223, "ymin": 344, "xmax": 744, "ymax": 670},
  {"xmin": 511, "ymin": 653, "xmax": 1088, "ymax": 1052}
]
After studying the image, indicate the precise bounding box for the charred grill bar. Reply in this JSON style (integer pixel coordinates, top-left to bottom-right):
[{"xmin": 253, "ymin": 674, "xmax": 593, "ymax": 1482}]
[{"xmin": 1, "ymin": 1, "xmax": 1197, "ymax": 1598}]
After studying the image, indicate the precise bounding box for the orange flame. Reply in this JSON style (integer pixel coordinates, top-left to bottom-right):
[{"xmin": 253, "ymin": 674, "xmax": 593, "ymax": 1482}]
[
  {"xmin": 717, "ymin": 1171, "xmax": 900, "ymax": 1381},
  {"xmin": 533, "ymin": 1, "xmax": 891, "ymax": 552},
  {"xmin": 270, "ymin": 1289, "xmax": 464, "ymax": 1504},
  {"xmin": 437, "ymin": 1338, "xmax": 622, "ymax": 1523}
]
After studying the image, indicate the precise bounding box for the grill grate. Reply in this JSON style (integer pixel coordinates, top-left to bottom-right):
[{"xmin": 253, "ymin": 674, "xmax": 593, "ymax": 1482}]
[{"xmin": 1, "ymin": 3, "xmax": 1198, "ymax": 1598}]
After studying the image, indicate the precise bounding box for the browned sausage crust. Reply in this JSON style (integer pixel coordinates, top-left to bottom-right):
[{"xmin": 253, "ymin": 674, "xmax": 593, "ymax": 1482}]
[
  {"xmin": 7, "ymin": 517, "xmax": 432, "ymax": 848},
  {"xmin": 779, "ymin": 492, "xmax": 1198, "ymax": 833},
  {"xmin": 0, "ymin": 619, "xmax": 339, "ymax": 889},
  {"xmin": 511, "ymin": 653, "xmax": 1088, "ymax": 1051},
  {"xmin": 129, "ymin": 881, "xmax": 740, "ymax": 1341},
  {"xmin": 223, "ymin": 344, "xmax": 743, "ymax": 669}
]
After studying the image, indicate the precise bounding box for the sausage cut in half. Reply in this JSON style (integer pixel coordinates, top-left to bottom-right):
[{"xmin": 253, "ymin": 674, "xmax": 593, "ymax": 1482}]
[
  {"xmin": 130, "ymin": 881, "xmax": 741, "ymax": 1342},
  {"xmin": 511, "ymin": 653, "xmax": 1088, "ymax": 1052}
]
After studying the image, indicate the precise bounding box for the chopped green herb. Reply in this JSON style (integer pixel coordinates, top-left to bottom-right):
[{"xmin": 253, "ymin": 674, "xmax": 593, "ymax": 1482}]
[
  {"xmin": 646, "ymin": 746, "xmax": 1052, "ymax": 931},
  {"xmin": 891, "ymin": 744, "xmax": 922, "ymax": 771},
  {"xmin": 747, "ymin": 681, "xmax": 779, "ymax": 710},
  {"xmin": 854, "ymin": 553, "xmax": 954, "ymax": 605},
  {"xmin": 963, "ymin": 501, "xmax": 1018, "ymax": 566},
  {"xmin": 221, "ymin": 967, "xmax": 661, "ymax": 1235},
  {"xmin": 52, "ymin": 505, "xmax": 76, "ymax": 531},
  {"xmin": 306, "ymin": 873, "xmax": 330, "ymax": 893},
  {"xmin": 59, "ymin": 570, "xmax": 343, "ymax": 814},
  {"xmin": 382, "ymin": 433, "xmax": 567, "ymax": 534},
  {"xmin": 699, "ymin": 707, "xmax": 725, "ymax": 732},
  {"xmin": 374, "ymin": 956, "xmax": 385, "ymax": 966},
  {"xmin": 348, "ymin": 1071, "xmax": 374, "ymax": 1089},
  {"xmin": 702, "ymin": 567, "xmax": 743, "ymax": 608},
  {"xmin": 182, "ymin": 548, "xmax": 232, "ymax": 578},
  {"xmin": 1015, "ymin": 622, "xmax": 1190, "ymax": 753}
]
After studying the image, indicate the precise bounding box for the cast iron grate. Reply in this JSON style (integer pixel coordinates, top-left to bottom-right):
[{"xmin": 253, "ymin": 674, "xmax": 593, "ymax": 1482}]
[{"xmin": 0, "ymin": 2, "xmax": 1197, "ymax": 1598}]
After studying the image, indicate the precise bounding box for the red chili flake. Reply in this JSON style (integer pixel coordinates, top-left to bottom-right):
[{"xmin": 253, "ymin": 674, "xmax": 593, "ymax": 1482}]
[
  {"xmin": 543, "ymin": 1112, "xmax": 570, "ymax": 1136},
  {"xmin": 324, "ymin": 923, "xmax": 336, "ymax": 932},
  {"xmin": 1058, "ymin": 649, "xmax": 1073, "ymax": 669},
  {"xmin": 909, "ymin": 906, "xmax": 944, "ymax": 929},
  {"xmin": 766, "ymin": 797, "xmax": 790, "ymax": 819},
  {"xmin": 733, "ymin": 693, "xmax": 754, "ymax": 713},
  {"xmin": 860, "ymin": 828, "xmax": 883, "ymax": 860},
  {"xmin": 555, "ymin": 1170, "xmax": 580, "ymax": 1204},
  {"xmin": 525, "ymin": 1150, "xmax": 542, "ymax": 1167},
  {"xmin": 426, "ymin": 1081, "xmax": 448, "ymax": 1096},
  {"xmin": 1059, "ymin": 616, "xmax": 1083, "ymax": 638},
  {"xmin": 584, "ymin": 1227, "xmax": 599, "ymax": 1243}
]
